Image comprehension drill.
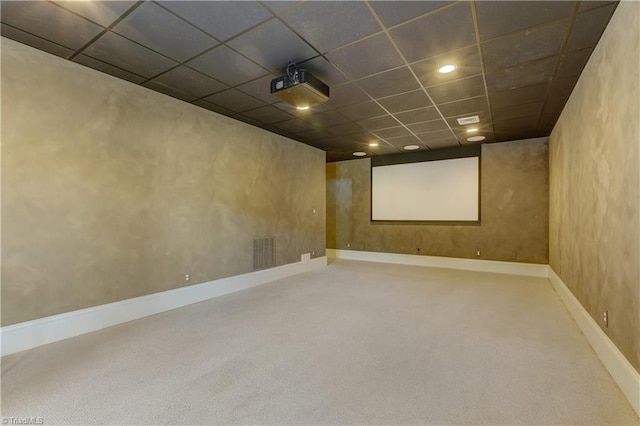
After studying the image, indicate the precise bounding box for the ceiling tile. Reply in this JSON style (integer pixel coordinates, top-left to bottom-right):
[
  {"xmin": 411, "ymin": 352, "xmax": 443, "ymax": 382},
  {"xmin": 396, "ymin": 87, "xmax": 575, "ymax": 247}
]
[
  {"xmin": 488, "ymin": 83, "xmax": 549, "ymax": 109},
  {"xmin": 417, "ymin": 129, "xmax": 459, "ymax": 148},
  {"xmin": 298, "ymin": 56, "xmax": 348, "ymax": 86},
  {"xmin": 159, "ymin": 1, "xmax": 271, "ymax": 41},
  {"xmin": 1, "ymin": 1, "xmax": 104, "ymax": 50},
  {"xmin": 437, "ymin": 96, "xmax": 489, "ymax": 118},
  {"xmin": 325, "ymin": 131, "xmax": 360, "ymax": 144},
  {"xmin": 424, "ymin": 138, "xmax": 460, "ymax": 150},
  {"xmin": 394, "ymin": 107, "xmax": 441, "ymax": 125},
  {"xmin": 236, "ymin": 75, "xmax": 280, "ymax": 104},
  {"xmin": 143, "ymin": 81, "xmax": 196, "ymax": 102},
  {"xmin": 337, "ymin": 101, "xmax": 386, "ymax": 121},
  {"xmin": 83, "ymin": 32, "xmax": 178, "ymax": 78},
  {"xmin": 485, "ymin": 56, "xmax": 557, "ymax": 92},
  {"xmin": 482, "ymin": 20, "xmax": 568, "ymax": 70},
  {"xmin": 385, "ymin": 135, "xmax": 424, "ymax": 150},
  {"xmin": 444, "ymin": 111, "xmax": 491, "ymax": 128},
  {"xmin": 389, "ymin": 2, "xmax": 476, "ymax": 63},
  {"xmin": 565, "ymin": 4, "xmax": 616, "ymax": 51},
  {"xmin": 357, "ymin": 67, "xmax": 420, "ymax": 99},
  {"xmin": 187, "ymin": 45, "xmax": 267, "ymax": 86},
  {"xmin": 373, "ymin": 126, "xmax": 412, "ymax": 139},
  {"xmin": 280, "ymin": 1, "xmax": 381, "ymax": 53},
  {"xmin": 227, "ymin": 19, "xmax": 317, "ymax": 71},
  {"xmin": 325, "ymin": 83, "xmax": 370, "ymax": 109},
  {"xmin": 53, "ymin": 1, "xmax": 136, "ymax": 27},
  {"xmin": 1, "ymin": 23, "xmax": 74, "ymax": 59},
  {"xmin": 370, "ymin": 1, "xmax": 455, "ymax": 28},
  {"xmin": 578, "ymin": 1, "xmax": 616, "ymax": 12},
  {"xmin": 544, "ymin": 76, "xmax": 579, "ymax": 113},
  {"xmin": 241, "ymin": 105, "xmax": 293, "ymax": 124},
  {"xmin": 538, "ymin": 112, "xmax": 560, "ymax": 133},
  {"xmin": 296, "ymin": 128, "xmax": 328, "ymax": 141},
  {"xmin": 204, "ymin": 88, "xmax": 266, "ymax": 112},
  {"xmin": 358, "ymin": 115, "xmax": 399, "ymax": 131},
  {"xmin": 112, "ymin": 2, "xmax": 217, "ymax": 62},
  {"xmin": 146, "ymin": 66, "xmax": 228, "ymax": 99},
  {"xmin": 556, "ymin": 48, "xmax": 592, "ymax": 79},
  {"xmin": 476, "ymin": 1, "xmax": 575, "ymax": 41},
  {"xmin": 495, "ymin": 129, "xmax": 547, "ymax": 143},
  {"xmin": 73, "ymin": 54, "xmax": 146, "ymax": 84},
  {"xmin": 325, "ymin": 33, "xmax": 404, "ymax": 79},
  {"xmin": 232, "ymin": 114, "xmax": 264, "ymax": 127},
  {"xmin": 305, "ymin": 111, "xmax": 350, "ymax": 127},
  {"xmin": 550, "ymin": 75, "xmax": 580, "ymax": 97},
  {"xmin": 326, "ymin": 121, "xmax": 368, "ymax": 136},
  {"xmin": 192, "ymin": 100, "xmax": 235, "ymax": 116},
  {"xmin": 377, "ymin": 90, "xmax": 432, "ymax": 113},
  {"xmin": 412, "ymin": 46, "xmax": 482, "ymax": 87},
  {"xmin": 272, "ymin": 118, "xmax": 316, "ymax": 133},
  {"xmin": 272, "ymin": 101, "xmax": 330, "ymax": 117},
  {"xmin": 426, "ymin": 75, "xmax": 486, "ymax": 104},
  {"xmin": 262, "ymin": 1, "xmax": 303, "ymax": 14},
  {"xmin": 407, "ymin": 119, "xmax": 450, "ymax": 134},
  {"xmin": 493, "ymin": 115, "xmax": 540, "ymax": 134},
  {"xmin": 369, "ymin": 144, "xmax": 402, "ymax": 156},
  {"xmin": 263, "ymin": 125, "xmax": 299, "ymax": 140},
  {"xmin": 492, "ymin": 102, "xmax": 545, "ymax": 122}
]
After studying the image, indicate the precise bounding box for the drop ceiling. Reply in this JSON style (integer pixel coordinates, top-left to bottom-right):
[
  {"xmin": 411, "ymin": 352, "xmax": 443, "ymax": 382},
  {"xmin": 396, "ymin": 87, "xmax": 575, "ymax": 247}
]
[{"xmin": 1, "ymin": 1, "xmax": 617, "ymax": 162}]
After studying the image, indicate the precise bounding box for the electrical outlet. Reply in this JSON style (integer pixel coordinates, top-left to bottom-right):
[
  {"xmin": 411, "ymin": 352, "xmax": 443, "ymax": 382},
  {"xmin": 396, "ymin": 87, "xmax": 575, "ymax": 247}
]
[
  {"xmin": 312, "ymin": 208, "xmax": 316, "ymax": 214},
  {"xmin": 347, "ymin": 243, "xmax": 351, "ymax": 248},
  {"xmin": 312, "ymin": 250, "xmax": 315, "ymax": 256},
  {"xmin": 185, "ymin": 273, "xmax": 191, "ymax": 282},
  {"xmin": 476, "ymin": 250, "xmax": 481, "ymax": 257},
  {"xmin": 603, "ymin": 310, "xmax": 608, "ymax": 328}
]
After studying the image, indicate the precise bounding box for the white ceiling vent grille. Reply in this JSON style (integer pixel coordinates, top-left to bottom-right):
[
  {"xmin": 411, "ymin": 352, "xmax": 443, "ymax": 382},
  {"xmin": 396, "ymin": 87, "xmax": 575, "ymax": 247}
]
[
  {"xmin": 253, "ymin": 237, "xmax": 275, "ymax": 271},
  {"xmin": 457, "ymin": 115, "xmax": 480, "ymax": 125}
]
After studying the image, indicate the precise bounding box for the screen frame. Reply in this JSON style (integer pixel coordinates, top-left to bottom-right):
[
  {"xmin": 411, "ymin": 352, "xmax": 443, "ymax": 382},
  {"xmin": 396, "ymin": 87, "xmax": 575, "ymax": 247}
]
[{"xmin": 370, "ymin": 145, "xmax": 481, "ymax": 225}]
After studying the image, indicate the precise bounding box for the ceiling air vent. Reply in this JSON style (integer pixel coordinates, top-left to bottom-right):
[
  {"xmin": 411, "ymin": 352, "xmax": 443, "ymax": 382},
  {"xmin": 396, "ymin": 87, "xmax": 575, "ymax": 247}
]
[{"xmin": 457, "ymin": 115, "xmax": 480, "ymax": 125}]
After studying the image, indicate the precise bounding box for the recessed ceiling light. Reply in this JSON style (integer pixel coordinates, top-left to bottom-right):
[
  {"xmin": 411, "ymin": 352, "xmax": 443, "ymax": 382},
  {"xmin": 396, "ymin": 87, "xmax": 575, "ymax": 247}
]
[
  {"xmin": 466, "ymin": 127, "xmax": 478, "ymax": 133},
  {"xmin": 353, "ymin": 151, "xmax": 367, "ymax": 157},
  {"xmin": 438, "ymin": 64, "xmax": 456, "ymax": 74},
  {"xmin": 296, "ymin": 105, "xmax": 310, "ymax": 111},
  {"xmin": 467, "ymin": 135, "xmax": 486, "ymax": 142},
  {"xmin": 369, "ymin": 142, "xmax": 379, "ymax": 147},
  {"xmin": 404, "ymin": 144, "xmax": 420, "ymax": 151}
]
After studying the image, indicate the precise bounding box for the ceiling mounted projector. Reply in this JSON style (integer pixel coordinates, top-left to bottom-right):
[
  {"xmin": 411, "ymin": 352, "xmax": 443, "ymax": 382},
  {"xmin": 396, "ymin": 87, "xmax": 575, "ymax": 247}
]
[{"xmin": 270, "ymin": 62, "xmax": 329, "ymax": 109}]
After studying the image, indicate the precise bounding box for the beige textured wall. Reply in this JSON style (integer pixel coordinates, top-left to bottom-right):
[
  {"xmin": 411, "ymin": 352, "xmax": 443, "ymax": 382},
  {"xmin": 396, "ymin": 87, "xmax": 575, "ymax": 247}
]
[
  {"xmin": 327, "ymin": 137, "xmax": 549, "ymax": 263},
  {"xmin": 549, "ymin": 1, "xmax": 639, "ymax": 372},
  {"xmin": 1, "ymin": 38, "xmax": 326, "ymax": 326}
]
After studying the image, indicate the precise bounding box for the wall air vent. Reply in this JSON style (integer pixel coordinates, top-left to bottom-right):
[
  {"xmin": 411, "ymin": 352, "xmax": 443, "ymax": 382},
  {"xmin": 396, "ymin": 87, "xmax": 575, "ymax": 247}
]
[
  {"xmin": 457, "ymin": 115, "xmax": 480, "ymax": 125},
  {"xmin": 253, "ymin": 237, "xmax": 275, "ymax": 271}
]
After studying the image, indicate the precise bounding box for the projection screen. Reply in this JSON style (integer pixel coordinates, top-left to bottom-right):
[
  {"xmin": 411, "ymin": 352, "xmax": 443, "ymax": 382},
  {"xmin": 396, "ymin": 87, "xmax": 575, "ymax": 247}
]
[{"xmin": 371, "ymin": 156, "xmax": 479, "ymax": 221}]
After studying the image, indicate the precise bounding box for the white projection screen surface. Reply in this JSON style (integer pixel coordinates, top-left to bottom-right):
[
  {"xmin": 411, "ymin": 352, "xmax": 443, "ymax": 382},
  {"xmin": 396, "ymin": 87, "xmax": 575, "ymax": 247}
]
[{"xmin": 371, "ymin": 156, "xmax": 479, "ymax": 221}]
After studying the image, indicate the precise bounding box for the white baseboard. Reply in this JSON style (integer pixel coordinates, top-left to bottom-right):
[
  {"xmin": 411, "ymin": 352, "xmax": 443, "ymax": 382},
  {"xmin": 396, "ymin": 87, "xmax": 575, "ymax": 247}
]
[
  {"xmin": 327, "ymin": 249, "xmax": 549, "ymax": 277},
  {"xmin": 0, "ymin": 256, "xmax": 327, "ymax": 357},
  {"xmin": 548, "ymin": 267, "xmax": 640, "ymax": 417}
]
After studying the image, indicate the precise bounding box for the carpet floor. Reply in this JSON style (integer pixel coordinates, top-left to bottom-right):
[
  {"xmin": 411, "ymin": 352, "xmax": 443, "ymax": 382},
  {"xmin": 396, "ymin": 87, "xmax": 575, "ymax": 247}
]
[{"xmin": 1, "ymin": 259, "xmax": 638, "ymax": 425}]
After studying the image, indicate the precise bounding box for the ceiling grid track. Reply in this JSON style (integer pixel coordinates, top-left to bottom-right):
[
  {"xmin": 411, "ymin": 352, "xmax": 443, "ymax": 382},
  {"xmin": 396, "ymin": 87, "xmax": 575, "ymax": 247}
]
[{"xmin": 1, "ymin": 0, "xmax": 619, "ymax": 161}]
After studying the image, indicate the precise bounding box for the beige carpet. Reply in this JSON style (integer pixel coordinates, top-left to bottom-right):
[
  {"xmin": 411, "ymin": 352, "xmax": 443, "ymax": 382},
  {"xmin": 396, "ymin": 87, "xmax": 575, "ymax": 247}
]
[{"xmin": 1, "ymin": 259, "xmax": 638, "ymax": 425}]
